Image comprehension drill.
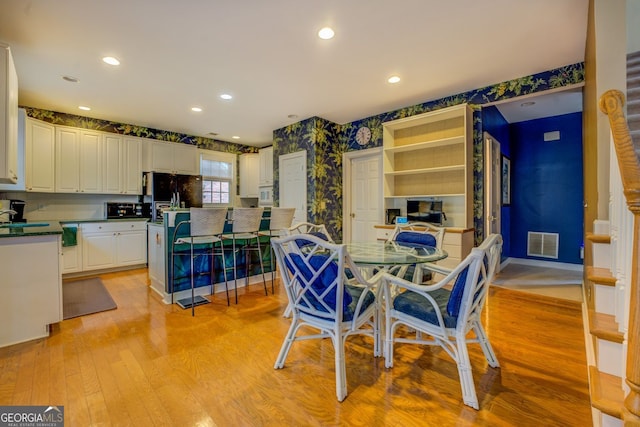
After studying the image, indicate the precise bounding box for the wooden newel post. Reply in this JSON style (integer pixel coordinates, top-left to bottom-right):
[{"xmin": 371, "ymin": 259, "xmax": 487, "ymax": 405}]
[{"xmin": 599, "ymin": 89, "xmax": 640, "ymax": 425}]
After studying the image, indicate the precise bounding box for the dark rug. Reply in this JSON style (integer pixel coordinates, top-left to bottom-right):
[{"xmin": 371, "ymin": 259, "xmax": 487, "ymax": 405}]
[{"xmin": 63, "ymin": 277, "xmax": 117, "ymax": 320}]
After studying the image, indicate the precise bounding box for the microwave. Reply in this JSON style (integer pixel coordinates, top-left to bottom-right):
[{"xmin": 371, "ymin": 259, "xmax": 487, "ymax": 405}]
[{"xmin": 259, "ymin": 186, "xmax": 273, "ymax": 206}]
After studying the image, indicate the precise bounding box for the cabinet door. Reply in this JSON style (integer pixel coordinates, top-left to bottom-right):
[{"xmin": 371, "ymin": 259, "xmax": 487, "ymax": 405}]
[
  {"xmin": 82, "ymin": 231, "xmax": 117, "ymax": 270},
  {"xmin": 116, "ymin": 230, "xmax": 147, "ymax": 265},
  {"xmin": 62, "ymin": 244, "xmax": 82, "ymax": 273},
  {"xmin": 79, "ymin": 130, "xmax": 102, "ymax": 193},
  {"xmin": 25, "ymin": 118, "xmax": 55, "ymax": 192},
  {"xmin": 239, "ymin": 153, "xmax": 259, "ymax": 197},
  {"xmin": 172, "ymin": 143, "xmax": 199, "ymax": 175},
  {"xmin": 103, "ymin": 134, "xmax": 122, "ymax": 193},
  {"xmin": 259, "ymin": 147, "xmax": 273, "ymax": 185},
  {"xmin": 0, "ymin": 45, "xmax": 18, "ymax": 184},
  {"xmin": 150, "ymin": 141, "xmax": 174, "ymax": 173},
  {"xmin": 55, "ymin": 127, "xmax": 80, "ymax": 192},
  {"xmin": 122, "ymin": 137, "xmax": 142, "ymax": 194},
  {"xmin": 147, "ymin": 224, "xmax": 166, "ymax": 294}
]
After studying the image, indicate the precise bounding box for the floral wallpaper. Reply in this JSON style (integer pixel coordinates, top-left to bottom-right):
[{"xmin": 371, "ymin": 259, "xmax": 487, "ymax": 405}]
[
  {"xmin": 273, "ymin": 62, "xmax": 585, "ymax": 242},
  {"xmin": 22, "ymin": 107, "xmax": 257, "ymax": 155}
]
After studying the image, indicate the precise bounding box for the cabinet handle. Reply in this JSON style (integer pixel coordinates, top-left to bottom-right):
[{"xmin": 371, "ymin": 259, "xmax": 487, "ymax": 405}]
[{"xmin": 156, "ymin": 233, "xmax": 161, "ymax": 244}]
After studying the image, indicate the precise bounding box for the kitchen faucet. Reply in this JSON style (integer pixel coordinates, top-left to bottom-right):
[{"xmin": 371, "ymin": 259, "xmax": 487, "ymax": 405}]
[{"xmin": 0, "ymin": 209, "xmax": 17, "ymax": 221}]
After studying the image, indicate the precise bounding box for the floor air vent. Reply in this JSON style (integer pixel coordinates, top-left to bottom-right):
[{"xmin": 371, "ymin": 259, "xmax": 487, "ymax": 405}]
[{"xmin": 527, "ymin": 232, "xmax": 559, "ymax": 259}]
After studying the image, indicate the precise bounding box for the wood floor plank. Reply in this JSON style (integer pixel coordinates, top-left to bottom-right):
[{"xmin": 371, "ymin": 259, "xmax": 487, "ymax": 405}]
[{"xmin": 0, "ymin": 268, "xmax": 592, "ymax": 426}]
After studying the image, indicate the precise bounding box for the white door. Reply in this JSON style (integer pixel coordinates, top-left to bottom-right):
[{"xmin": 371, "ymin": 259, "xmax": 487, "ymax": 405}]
[
  {"xmin": 344, "ymin": 148, "xmax": 382, "ymax": 243},
  {"xmin": 279, "ymin": 151, "xmax": 307, "ymax": 226},
  {"xmin": 484, "ymin": 133, "xmax": 501, "ymax": 236}
]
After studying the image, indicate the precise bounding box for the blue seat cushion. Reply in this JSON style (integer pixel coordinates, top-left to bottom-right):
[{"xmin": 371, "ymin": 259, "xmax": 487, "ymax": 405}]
[
  {"xmin": 286, "ymin": 253, "xmax": 353, "ymax": 314},
  {"xmin": 446, "ymin": 265, "xmax": 469, "ymax": 317},
  {"xmin": 395, "ymin": 231, "xmax": 436, "ymax": 247},
  {"xmin": 393, "ymin": 288, "xmax": 457, "ymax": 328},
  {"xmin": 342, "ymin": 283, "xmax": 376, "ymax": 321},
  {"xmin": 294, "ymin": 231, "xmax": 330, "ymax": 248}
]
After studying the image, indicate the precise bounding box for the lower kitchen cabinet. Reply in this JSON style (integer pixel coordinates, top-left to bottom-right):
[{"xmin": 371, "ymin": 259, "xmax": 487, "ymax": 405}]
[
  {"xmin": 81, "ymin": 221, "xmax": 147, "ymax": 272},
  {"xmin": 147, "ymin": 222, "xmax": 165, "ymax": 295},
  {"xmin": 61, "ymin": 223, "xmax": 82, "ymax": 274}
]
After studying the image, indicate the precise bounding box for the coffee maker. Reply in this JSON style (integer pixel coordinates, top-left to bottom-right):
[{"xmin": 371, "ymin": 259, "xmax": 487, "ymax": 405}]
[{"xmin": 10, "ymin": 200, "xmax": 26, "ymax": 222}]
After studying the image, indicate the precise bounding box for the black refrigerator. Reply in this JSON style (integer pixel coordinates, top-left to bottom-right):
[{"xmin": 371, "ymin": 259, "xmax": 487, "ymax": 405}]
[{"xmin": 144, "ymin": 172, "xmax": 203, "ymax": 220}]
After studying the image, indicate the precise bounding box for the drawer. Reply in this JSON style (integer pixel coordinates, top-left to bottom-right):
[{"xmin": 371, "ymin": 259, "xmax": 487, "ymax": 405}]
[
  {"xmin": 81, "ymin": 221, "xmax": 147, "ymax": 233},
  {"xmin": 442, "ymin": 244, "xmax": 462, "ymax": 259},
  {"xmin": 437, "ymin": 256, "xmax": 461, "ymax": 269},
  {"xmin": 375, "ymin": 228, "xmax": 393, "ymax": 241}
]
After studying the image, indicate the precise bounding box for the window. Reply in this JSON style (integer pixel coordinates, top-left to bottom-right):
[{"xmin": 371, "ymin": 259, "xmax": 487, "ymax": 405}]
[{"xmin": 200, "ymin": 151, "xmax": 235, "ymax": 206}]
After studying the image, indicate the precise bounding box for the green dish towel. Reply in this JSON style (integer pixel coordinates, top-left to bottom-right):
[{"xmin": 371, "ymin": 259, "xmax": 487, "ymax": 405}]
[{"xmin": 62, "ymin": 226, "xmax": 78, "ymax": 247}]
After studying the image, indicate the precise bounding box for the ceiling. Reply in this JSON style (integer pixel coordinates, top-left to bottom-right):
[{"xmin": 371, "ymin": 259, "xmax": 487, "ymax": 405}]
[{"xmin": 0, "ymin": 0, "xmax": 588, "ymax": 147}]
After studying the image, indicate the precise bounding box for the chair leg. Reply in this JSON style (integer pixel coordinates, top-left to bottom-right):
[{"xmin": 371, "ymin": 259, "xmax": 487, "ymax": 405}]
[
  {"xmin": 274, "ymin": 319, "xmax": 300, "ymax": 369},
  {"xmin": 256, "ymin": 237, "xmax": 268, "ymax": 296},
  {"xmin": 231, "ymin": 238, "xmax": 238, "ymax": 304},
  {"xmin": 455, "ymin": 337, "xmax": 479, "ymax": 410},
  {"xmin": 473, "ymin": 320, "xmax": 500, "ymax": 368},
  {"xmin": 335, "ymin": 334, "xmax": 348, "ymax": 401},
  {"xmin": 190, "ymin": 243, "xmax": 195, "ymax": 317},
  {"xmin": 384, "ymin": 317, "xmax": 395, "ymax": 368},
  {"xmin": 215, "ymin": 243, "xmax": 230, "ymax": 306}
]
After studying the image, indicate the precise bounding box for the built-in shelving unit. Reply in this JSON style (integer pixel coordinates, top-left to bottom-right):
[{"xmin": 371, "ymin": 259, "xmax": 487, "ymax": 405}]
[{"xmin": 382, "ymin": 104, "xmax": 473, "ymax": 228}]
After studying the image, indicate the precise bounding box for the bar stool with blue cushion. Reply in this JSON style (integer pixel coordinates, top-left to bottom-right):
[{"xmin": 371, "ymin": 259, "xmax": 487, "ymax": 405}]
[
  {"xmin": 388, "ymin": 221, "xmax": 445, "ymax": 283},
  {"xmin": 381, "ymin": 233, "xmax": 503, "ymax": 409},
  {"xmin": 222, "ymin": 207, "xmax": 267, "ymax": 303},
  {"xmin": 258, "ymin": 207, "xmax": 295, "ymax": 292},
  {"xmin": 170, "ymin": 207, "xmax": 229, "ymax": 316}
]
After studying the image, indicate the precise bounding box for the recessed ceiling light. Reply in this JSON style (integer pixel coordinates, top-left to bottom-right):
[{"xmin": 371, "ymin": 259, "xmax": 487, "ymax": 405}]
[
  {"xmin": 220, "ymin": 94, "xmax": 233, "ymax": 100},
  {"xmin": 521, "ymin": 101, "xmax": 536, "ymax": 107},
  {"xmin": 388, "ymin": 75, "xmax": 401, "ymax": 84},
  {"xmin": 102, "ymin": 56, "xmax": 120, "ymax": 66},
  {"xmin": 78, "ymin": 106, "xmax": 91, "ymax": 111},
  {"xmin": 191, "ymin": 107, "xmax": 203, "ymax": 112},
  {"xmin": 232, "ymin": 136, "xmax": 240, "ymax": 139},
  {"xmin": 287, "ymin": 114, "xmax": 298, "ymax": 119},
  {"xmin": 62, "ymin": 75, "xmax": 78, "ymax": 83},
  {"xmin": 207, "ymin": 132, "xmax": 218, "ymax": 136},
  {"xmin": 318, "ymin": 27, "xmax": 335, "ymax": 40}
]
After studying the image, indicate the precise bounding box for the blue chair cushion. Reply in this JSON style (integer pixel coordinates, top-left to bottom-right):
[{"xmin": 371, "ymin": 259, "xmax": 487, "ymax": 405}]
[
  {"xmin": 343, "ymin": 283, "xmax": 376, "ymax": 321},
  {"xmin": 294, "ymin": 231, "xmax": 330, "ymax": 248},
  {"xmin": 393, "ymin": 288, "xmax": 457, "ymax": 328},
  {"xmin": 395, "ymin": 231, "xmax": 436, "ymax": 247},
  {"xmin": 286, "ymin": 253, "xmax": 353, "ymax": 314},
  {"xmin": 446, "ymin": 265, "xmax": 469, "ymax": 317}
]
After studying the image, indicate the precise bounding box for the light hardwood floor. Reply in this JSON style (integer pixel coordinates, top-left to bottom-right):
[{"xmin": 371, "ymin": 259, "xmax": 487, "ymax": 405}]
[{"xmin": 0, "ymin": 268, "xmax": 591, "ymax": 426}]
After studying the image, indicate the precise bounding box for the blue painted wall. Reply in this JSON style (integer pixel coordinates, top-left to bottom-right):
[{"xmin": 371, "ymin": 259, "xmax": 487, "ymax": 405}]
[
  {"xmin": 510, "ymin": 112, "xmax": 583, "ymax": 264},
  {"xmin": 481, "ymin": 106, "xmax": 512, "ymax": 258}
]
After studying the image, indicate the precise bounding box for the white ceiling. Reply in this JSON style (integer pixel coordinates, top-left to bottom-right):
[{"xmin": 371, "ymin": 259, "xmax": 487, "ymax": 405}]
[{"xmin": 0, "ymin": 0, "xmax": 589, "ymax": 147}]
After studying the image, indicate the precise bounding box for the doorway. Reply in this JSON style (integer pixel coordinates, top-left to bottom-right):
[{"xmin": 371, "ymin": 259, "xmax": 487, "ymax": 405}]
[
  {"xmin": 279, "ymin": 151, "xmax": 307, "ymax": 226},
  {"xmin": 343, "ymin": 147, "xmax": 383, "ymax": 243}
]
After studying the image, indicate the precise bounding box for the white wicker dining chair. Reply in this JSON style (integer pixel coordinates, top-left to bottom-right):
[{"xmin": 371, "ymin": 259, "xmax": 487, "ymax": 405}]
[
  {"xmin": 387, "ymin": 221, "xmax": 445, "ymax": 283},
  {"xmin": 381, "ymin": 233, "xmax": 503, "ymax": 409},
  {"xmin": 271, "ymin": 233, "xmax": 382, "ymax": 401}
]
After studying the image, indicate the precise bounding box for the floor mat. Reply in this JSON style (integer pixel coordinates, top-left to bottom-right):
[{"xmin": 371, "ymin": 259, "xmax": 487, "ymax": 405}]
[{"xmin": 63, "ymin": 277, "xmax": 117, "ymax": 319}]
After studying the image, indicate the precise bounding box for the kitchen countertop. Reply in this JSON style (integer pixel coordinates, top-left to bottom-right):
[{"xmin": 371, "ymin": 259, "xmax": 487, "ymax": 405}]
[{"xmin": 0, "ymin": 218, "xmax": 151, "ymax": 238}]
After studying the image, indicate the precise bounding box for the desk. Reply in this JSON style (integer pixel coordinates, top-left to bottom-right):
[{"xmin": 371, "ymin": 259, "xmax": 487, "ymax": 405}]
[{"xmin": 345, "ymin": 240, "xmax": 447, "ymax": 271}]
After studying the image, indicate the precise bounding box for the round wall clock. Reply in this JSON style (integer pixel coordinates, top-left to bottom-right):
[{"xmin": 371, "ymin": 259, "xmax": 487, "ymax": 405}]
[{"xmin": 355, "ymin": 126, "xmax": 371, "ymax": 146}]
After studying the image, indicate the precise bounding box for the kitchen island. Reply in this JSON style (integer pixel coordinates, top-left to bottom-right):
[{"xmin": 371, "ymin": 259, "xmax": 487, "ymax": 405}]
[
  {"xmin": 0, "ymin": 222, "xmax": 62, "ymax": 348},
  {"xmin": 148, "ymin": 209, "xmax": 273, "ymax": 304}
]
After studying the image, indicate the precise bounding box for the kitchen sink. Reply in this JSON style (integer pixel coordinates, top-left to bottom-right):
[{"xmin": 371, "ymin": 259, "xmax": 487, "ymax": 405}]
[{"xmin": 0, "ymin": 222, "xmax": 49, "ymax": 228}]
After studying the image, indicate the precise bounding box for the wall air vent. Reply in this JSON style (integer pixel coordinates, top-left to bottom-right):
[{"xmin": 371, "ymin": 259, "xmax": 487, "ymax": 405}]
[{"xmin": 527, "ymin": 232, "xmax": 559, "ymax": 259}]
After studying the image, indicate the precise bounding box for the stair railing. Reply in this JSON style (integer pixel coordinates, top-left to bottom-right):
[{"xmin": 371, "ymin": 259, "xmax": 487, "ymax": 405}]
[{"xmin": 600, "ymin": 89, "xmax": 640, "ymax": 425}]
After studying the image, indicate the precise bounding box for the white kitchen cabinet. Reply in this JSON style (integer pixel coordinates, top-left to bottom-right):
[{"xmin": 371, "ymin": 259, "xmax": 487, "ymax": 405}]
[
  {"xmin": 239, "ymin": 153, "xmax": 259, "ymax": 197},
  {"xmin": 81, "ymin": 221, "xmax": 147, "ymax": 271},
  {"xmin": 259, "ymin": 146, "xmax": 273, "ymax": 186},
  {"xmin": 25, "ymin": 118, "xmax": 55, "ymax": 192},
  {"xmin": 147, "ymin": 222, "xmax": 166, "ymax": 295},
  {"xmin": 145, "ymin": 140, "xmax": 199, "ymax": 175},
  {"xmin": 0, "ymin": 43, "xmax": 18, "ymax": 184},
  {"xmin": 61, "ymin": 223, "xmax": 82, "ymax": 274},
  {"xmin": 0, "ymin": 234, "xmax": 62, "ymax": 348},
  {"xmin": 103, "ymin": 135, "xmax": 142, "ymax": 194},
  {"xmin": 55, "ymin": 126, "xmax": 103, "ymax": 193}
]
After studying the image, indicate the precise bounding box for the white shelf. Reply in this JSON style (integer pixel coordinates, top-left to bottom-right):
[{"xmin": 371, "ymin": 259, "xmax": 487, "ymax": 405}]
[
  {"xmin": 383, "ymin": 135, "xmax": 465, "ymax": 154},
  {"xmin": 384, "ymin": 164, "xmax": 465, "ymax": 176}
]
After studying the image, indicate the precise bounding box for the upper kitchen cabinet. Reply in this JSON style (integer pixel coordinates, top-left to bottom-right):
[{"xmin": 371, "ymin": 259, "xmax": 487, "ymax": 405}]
[
  {"xmin": 103, "ymin": 135, "xmax": 142, "ymax": 194},
  {"xmin": 55, "ymin": 126, "xmax": 103, "ymax": 193},
  {"xmin": 144, "ymin": 140, "xmax": 199, "ymax": 175},
  {"xmin": 0, "ymin": 43, "xmax": 18, "ymax": 184},
  {"xmin": 239, "ymin": 153, "xmax": 259, "ymax": 197},
  {"xmin": 259, "ymin": 146, "xmax": 273, "ymax": 186},
  {"xmin": 383, "ymin": 104, "xmax": 473, "ymax": 228},
  {"xmin": 25, "ymin": 118, "xmax": 55, "ymax": 192}
]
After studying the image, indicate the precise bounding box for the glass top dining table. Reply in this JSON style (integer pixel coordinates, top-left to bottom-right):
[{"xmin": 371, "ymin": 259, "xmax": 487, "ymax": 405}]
[{"xmin": 344, "ymin": 240, "xmax": 448, "ymax": 267}]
